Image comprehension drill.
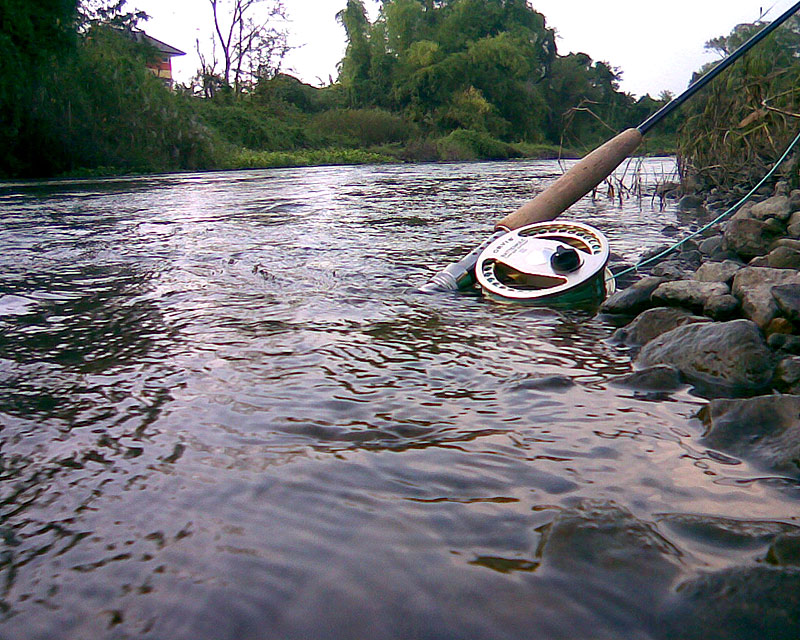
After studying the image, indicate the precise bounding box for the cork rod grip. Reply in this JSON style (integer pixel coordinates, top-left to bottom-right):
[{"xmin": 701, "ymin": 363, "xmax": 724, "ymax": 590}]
[{"xmin": 495, "ymin": 128, "xmax": 643, "ymax": 231}]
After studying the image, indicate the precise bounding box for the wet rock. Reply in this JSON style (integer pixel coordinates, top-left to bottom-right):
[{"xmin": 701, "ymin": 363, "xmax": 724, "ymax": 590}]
[
  {"xmin": 751, "ymin": 195, "xmax": 792, "ymax": 221},
  {"xmin": 651, "ymin": 280, "xmax": 730, "ymax": 312},
  {"xmin": 773, "ymin": 356, "xmax": 800, "ymax": 393},
  {"xmin": 732, "ymin": 267, "xmax": 800, "ymax": 329},
  {"xmin": 659, "ymin": 514, "xmax": 800, "ymax": 551},
  {"xmin": 538, "ymin": 500, "xmax": 683, "ymax": 586},
  {"xmin": 767, "ymin": 533, "xmax": 800, "ymax": 567},
  {"xmin": 611, "ymin": 365, "xmax": 684, "ymax": 392},
  {"xmin": 678, "ymin": 194, "xmax": 705, "ymax": 211},
  {"xmin": 724, "ymin": 218, "xmax": 782, "ymax": 260},
  {"xmin": 601, "ymin": 276, "xmax": 665, "ymax": 316},
  {"xmin": 767, "ymin": 246, "xmax": 800, "ymax": 269},
  {"xmin": 612, "ymin": 307, "xmax": 708, "ymax": 347},
  {"xmin": 699, "ymin": 394, "xmax": 800, "ymax": 475},
  {"xmin": 512, "ymin": 374, "xmax": 575, "ymax": 392},
  {"xmin": 703, "ymin": 294, "xmax": 740, "ymax": 321},
  {"xmin": 666, "ymin": 566, "xmax": 800, "ymax": 640},
  {"xmin": 698, "ymin": 235, "xmax": 724, "ymax": 256},
  {"xmin": 693, "ymin": 260, "xmax": 742, "ymax": 284},
  {"xmin": 772, "ymin": 284, "xmax": 800, "ymax": 323},
  {"xmin": 636, "ymin": 320, "xmax": 774, "ymax": 393}
]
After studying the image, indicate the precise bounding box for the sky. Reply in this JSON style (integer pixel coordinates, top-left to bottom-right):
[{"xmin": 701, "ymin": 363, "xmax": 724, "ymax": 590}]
[{"xmin": 128, "ymin": 0, "xmax": 796, "ymax": 98}]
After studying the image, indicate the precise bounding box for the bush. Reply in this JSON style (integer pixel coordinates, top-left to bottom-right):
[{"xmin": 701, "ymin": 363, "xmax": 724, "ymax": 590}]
[
  {"xmin": 437, "ymin": 129, "xmax": 519, "ymax": 161},
  {"xmin": 309, "ymin": 109, "xmax": 417, "ymax": 147},
  {"xmin": 196, "ymin": 101, "xmax": 311, "ymax": 151}
]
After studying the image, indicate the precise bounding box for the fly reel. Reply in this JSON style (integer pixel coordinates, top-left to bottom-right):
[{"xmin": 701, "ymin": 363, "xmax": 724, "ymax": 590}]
[{"xmin": 475, "ymin": 221, "xmax": 614, "ymax": 304}]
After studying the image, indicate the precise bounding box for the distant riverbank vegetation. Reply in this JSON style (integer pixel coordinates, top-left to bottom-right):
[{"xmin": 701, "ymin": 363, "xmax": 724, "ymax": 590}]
[{"xmin": 3, "ymin": 0, "xmax": 683, "ymax": 178}]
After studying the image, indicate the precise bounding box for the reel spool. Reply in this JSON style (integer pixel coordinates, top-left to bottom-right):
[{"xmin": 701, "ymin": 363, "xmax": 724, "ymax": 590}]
[{"xmin": 475, "ymin": 221, "xmax": 613, "ymax": 304}]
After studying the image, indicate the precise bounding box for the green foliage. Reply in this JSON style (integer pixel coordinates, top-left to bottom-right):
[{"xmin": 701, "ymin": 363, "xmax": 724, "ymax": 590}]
[
  {"xmin": 677, "ymin": 17, "xmax": 800, "ymax": 189},
  {"xmin": 437, "ymin": 128, "xmax": 518, "ymax": 161},
  {"xmin": 196, "ymin": 99, "xmax": 310, "ymax": 150},
  {"xmin": 309, "ymin": 108, "xmax": 416, "ymax": 146},
  {"xmin": 334, "ymin": 0, "xmax": 647, "ymax": 148}
]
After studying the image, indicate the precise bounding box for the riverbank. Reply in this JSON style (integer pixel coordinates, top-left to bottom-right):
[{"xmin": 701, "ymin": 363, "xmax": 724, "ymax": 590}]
[{"xmin": 601, "ymin": 177, "xmax": 800, "ymax": 476}]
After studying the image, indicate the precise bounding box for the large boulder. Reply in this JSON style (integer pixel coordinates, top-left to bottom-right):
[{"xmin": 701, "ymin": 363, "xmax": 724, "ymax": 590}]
[
  {"xmin": 636, "ymin": 320, "xmax": 774, "ymax": 393},
  {"xmin": 732, "ymin": 267, "xmax": 800, "ymax": 329},
  {"xmin": 699, "ymin": 394, "xmax": 800, "ymax": 476},
  {"xmin": 612, "ymin": 307, "xmax": 708, "ymax": 347},
  {"xmin": 724, "ymin": 218, "xmax": 783, "ymax": 260}
]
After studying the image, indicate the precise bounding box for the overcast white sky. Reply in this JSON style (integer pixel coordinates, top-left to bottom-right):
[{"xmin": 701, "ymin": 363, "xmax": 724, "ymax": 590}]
[{"xmin": 128, "ymin": 0, "xmax": 795, "ymax": 97}]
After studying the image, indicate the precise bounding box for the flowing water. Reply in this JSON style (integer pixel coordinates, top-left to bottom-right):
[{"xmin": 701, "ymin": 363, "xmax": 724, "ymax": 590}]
[{"xmin": 0, "ymin": 159, "xmax": 798, "ymax": 639}]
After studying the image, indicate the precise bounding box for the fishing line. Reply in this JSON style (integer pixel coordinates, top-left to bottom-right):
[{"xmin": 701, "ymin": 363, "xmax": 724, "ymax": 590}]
[{"xmin": 611, "ymin": 127, "xmax": 800, "ymax": 280}]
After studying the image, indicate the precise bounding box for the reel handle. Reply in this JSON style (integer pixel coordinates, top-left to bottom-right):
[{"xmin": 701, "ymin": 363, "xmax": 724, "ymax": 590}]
[{"xmin": 495, "ymin": 128, "xmax": 643, "ymax": 231}]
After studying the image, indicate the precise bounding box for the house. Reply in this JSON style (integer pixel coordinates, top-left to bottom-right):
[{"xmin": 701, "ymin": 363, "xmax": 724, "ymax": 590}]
[{"xmin": 130, "ymin": 30, "xmax": 185, "ymax": 86}]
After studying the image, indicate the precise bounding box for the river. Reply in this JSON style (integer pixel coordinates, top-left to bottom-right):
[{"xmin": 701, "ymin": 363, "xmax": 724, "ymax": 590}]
[{"xmin": 0, "ymin": 159, "xmax": 797, "ymax": 639}]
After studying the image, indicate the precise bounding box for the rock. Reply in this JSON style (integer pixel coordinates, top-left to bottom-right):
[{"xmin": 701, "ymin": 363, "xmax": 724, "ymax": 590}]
[
  {"xmin": 699, "ymin": 394, "xmax": 800, "ymax": 475},
  {"xmin": 612, "ymin": 307, "xmax": 708, "ymax": 347},
  {"xmin": 666, "ymin": 566, "xmax": 800, "ymax": 640},
  {"xmin": 788, "ymin": 211, "xmax": 800, "ymax": 227},
  {"xmin": 767, "ymin": 246, "xmax": 800, "ymax": 269},
  {"xmin": 512, "ymin": 374, "xmax": 575, "ymax": 392},
  {"xmin": 787, "ymin": 222, "xmax": 800, "ymax": 238},
  {"xmin": 678, "ymin": 194, "xmax": 705, "ymax": 211},
  {"xmin": 767, "ymin": 533, "xmax": 800, "ymax": 567},
  {"xmin": 748, "ymin": 255, "xmax": 771, "ymax": 267},
  {"xmin": 651, "ymin": 280, "xmax": 730, "ymax": 312},
  {"xmin": 774, "ymin": 356, "xmax": 800, "ymax": 392},
  {"xmin": 732, "ymin": 267, "xmax": 800, "ymax": 329},
  {"xmin": 659, "ymin": 514, "xmax": 800, "ymax": 550},
  {"xmin": 636, "ymin": 320, "xmax": 774, "ymax": 393},
  {"xmin": 730, "ymin": 204, "xmax": 753, "ymax": 221},
  {"xmin": 704, "ymin": 294, "xmax": 740, "ymax": 320},
  {"xmin": 768, "ymin": 333, "xmax": 800, "ymax": 355},
  {"xmin": 751, "ymin": 195, "xmax": 792, "ymax": 221},
  {"xmin": 538, "ymin": 500, "xmax": 683, "ymax": 587},
  {"xmin": 693, "ymin": 260, "xmax": 742, "ymax": 284},
  {"xmin": 699, "ymin": 235, "xmax": 724, "ymax": 256},
  {"xmin": 772, "ymin": 284, "xmax": 800, "ymax": 323},
  {"xmin": 724, "ymin": 218, "xmax": 783, "ymax": 259},
  {"xmin": 775, "ymin": 181, "xmax": 790, "ymax": 197},
  {"xmin": 651, "ymin": 261, "xmax": 693, "ymax": 279},
  {"xmin": 790, "ymin": 189, "xmax": 800, "ymax": 210},
  {"xmin": 771, "ymin": 237, "xmax": 800, "ymax": 251},
  {"xmin": 766, "ymin": 317, "xmax": 794, "ymax": 337},
  {"xmin": 611, "ymin": 365, "xmax": 684, "ymax": 391},
  {"xmin": 601, "ymin": 276, "xmax": 665, "ymax": 315}
]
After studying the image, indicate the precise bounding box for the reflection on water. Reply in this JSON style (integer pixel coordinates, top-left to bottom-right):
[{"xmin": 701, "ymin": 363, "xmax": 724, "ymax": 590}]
[{"xmin": 0, "ymin": 160, "xmax": 797, "ymax": 639}]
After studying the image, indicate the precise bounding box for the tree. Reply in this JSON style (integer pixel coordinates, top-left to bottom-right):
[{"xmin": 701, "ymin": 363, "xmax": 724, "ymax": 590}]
[{"xmin": 207, "ymin": 0, "xmax": 289, "ymax": 95}]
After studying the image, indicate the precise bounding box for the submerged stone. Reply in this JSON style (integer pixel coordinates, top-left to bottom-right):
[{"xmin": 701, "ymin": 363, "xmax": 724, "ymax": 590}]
[
  {"xmin": 666, "ymin": 566, "xmax": 800, "ymax": 640},
  {"xmin": 699, "ymin": 394, "xmax": 800, "ymax": 476}
]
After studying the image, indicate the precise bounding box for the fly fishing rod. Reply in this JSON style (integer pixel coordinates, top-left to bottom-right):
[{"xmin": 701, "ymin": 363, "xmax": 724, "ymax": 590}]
[{"xmin": 421, "ymin": 0, "xmax": 800, "ymax": 292}]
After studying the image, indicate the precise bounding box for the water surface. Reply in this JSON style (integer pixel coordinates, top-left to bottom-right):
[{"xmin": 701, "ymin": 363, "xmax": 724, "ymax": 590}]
[{"xmin": 0, "ymin": 159, "xmax": 797, "ymax": 639}]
